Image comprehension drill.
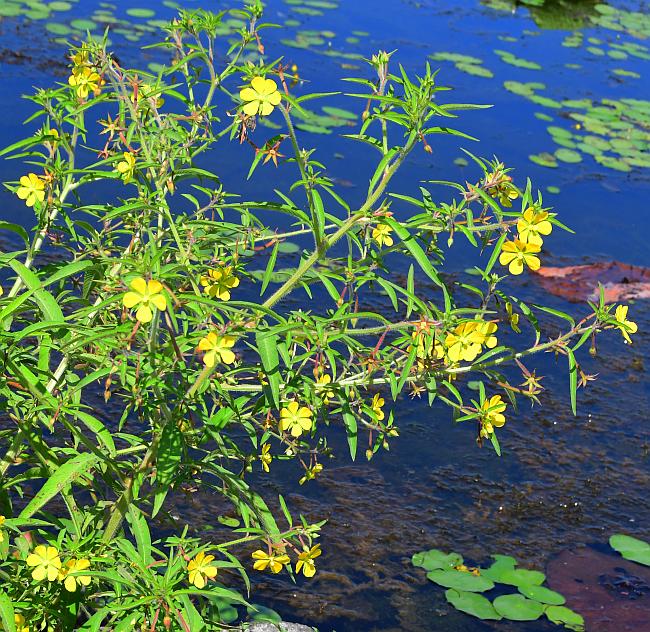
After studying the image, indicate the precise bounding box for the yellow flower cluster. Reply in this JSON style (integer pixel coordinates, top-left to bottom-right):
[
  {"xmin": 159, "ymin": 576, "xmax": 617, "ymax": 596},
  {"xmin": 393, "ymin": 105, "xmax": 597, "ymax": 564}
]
[
  {"xmin": 252, "ymin": 544, "xmax": 322, "ymax": 578},
  {"xmin": 500, "ymin": 206, "xmax": 553, "ymax": 275},
  {"xmin": 439, "ymin": 320, "xmax": 498, "ymax": 364},
  {"xmin": 200, "ymin": 266, "xmax": 240, "ymax": 301},
  {"xmin": 68, "ymin": 47, "xmax": 101, "ymax": 99},
  {"xmin": 25, "ymin": 545, "xmax": 91, "ymax": 592},
  {"xmin": 479, "ymin": 394, "xmax": 507, "ymax": 438}
]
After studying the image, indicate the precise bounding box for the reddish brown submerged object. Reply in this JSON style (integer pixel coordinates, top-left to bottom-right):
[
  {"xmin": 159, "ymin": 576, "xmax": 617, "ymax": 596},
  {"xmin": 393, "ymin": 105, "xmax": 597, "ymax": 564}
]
[
  {"xmin": 547, "ymin": 548, "xmax": 650, "ymax": 631},
  {"xmin": 534, "ymin": 261, "xmax": 650, "ymax": 303}
]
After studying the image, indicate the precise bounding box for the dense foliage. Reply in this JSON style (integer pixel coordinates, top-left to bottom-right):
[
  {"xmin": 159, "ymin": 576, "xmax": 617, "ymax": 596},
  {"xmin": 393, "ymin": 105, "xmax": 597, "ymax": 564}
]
[{"xmin": 0, "ymin": 3, "xmax": 637, "ymax": 630}]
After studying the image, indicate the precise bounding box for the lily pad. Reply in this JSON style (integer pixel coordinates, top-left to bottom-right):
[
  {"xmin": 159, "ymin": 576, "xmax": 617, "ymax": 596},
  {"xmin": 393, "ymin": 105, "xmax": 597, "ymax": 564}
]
[
  {"xmin": 493, "ymin": 594, "xmax": 545, "ymax": 621},
  {"xmin": 610, "ymin": 534, "xmax": 650, "ymax": 566},
  {"xmin": 546, "ymin": 606, "xmax": 585, "ymax": 631},
  {"xmin": 518, "ymin": 584, "xmax": 566, "ymax": 605},
  {"xmin": 555, "ymin": 148, "xmax": 582, "ymax": 163},
  {"xmin": 427, "ymin": 569, "xmax": 495, "ymax": 592},
  {"xmin": 445, "ymin": 589, "xmax": 502, "ymax": 620},
  {"xmin": 412, "ymin": 549, "xmax": 462, "ymax": 571}
]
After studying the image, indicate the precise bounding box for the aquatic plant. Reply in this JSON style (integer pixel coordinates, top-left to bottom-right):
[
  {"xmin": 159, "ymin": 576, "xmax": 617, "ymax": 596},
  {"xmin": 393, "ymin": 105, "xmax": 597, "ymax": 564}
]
[
  {"xmin": 0, "ymin": 2, "xmax": 637, "ymax": 629},
  {"xmin": 412, "ymin": 548, "xmax": 585, "ymax": 630}
]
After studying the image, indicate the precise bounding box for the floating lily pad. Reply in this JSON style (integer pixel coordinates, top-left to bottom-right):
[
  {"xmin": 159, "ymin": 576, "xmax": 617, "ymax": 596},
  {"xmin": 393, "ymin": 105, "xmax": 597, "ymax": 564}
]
[
  {"xmin": 427, "ymin": 569, "xmax": 495, "ymax": 592},
  {"xmin": 412, "ymin": 549, "xmax": 463, "ymax": 571},
  {"xmin": 545, "ymin": 606, "xmax": 585, "ymax": 631},
  {"xmin": 610, "ymin": 534, "xmax": 650, "ymax": 566},
  {"xmin": 493, "ymin": 594, "xmax": 545, "ymax": 621},
  {"xmin": 518, "ymin": 584, "xmax": 566, "ymax": 605},
  {"xmin": 555, "ymin": 148, "xmax": 582, "ymax": 163},
  {"xmin": 529, "ymin": 153, "xmax": 558, "ymax": 168},
  {"xmin": 445, "ymin": 590, "xmax": 502, "ymax": 620}
]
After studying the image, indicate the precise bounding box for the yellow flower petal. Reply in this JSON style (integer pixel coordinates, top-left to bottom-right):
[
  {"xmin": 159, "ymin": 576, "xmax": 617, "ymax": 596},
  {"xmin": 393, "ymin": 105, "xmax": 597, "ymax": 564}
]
[
  {"xmin": 151, "ymin": 293, "xmax": 167, "ymax": 311},
  {"xmin": 136, "ymin": 304, "xmax": 153, "ymax": 323},
  {"xmin": 130, "ymin": 277, "xmax": 147, "ymax": 294},
  {"xmin": 242, "ymin": 101, "xmax": 259, "ymax": 116}
]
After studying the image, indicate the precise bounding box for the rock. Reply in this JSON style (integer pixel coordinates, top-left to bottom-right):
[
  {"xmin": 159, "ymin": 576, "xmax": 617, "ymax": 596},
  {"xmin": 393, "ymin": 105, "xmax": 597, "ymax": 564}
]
[
  {"xmin": 246, "ymin": 623, "xmax": 316, "ymax": 632},
  {"xmin": 534, "ymin": 261, "xmax": 650, "ymax": 303}
]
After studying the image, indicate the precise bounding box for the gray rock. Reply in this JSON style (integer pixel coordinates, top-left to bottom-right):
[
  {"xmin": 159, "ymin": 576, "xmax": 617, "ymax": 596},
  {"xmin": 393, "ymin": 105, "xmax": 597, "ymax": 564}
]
[{"xmin": 246, "ymin": 623, "xmax": 316, "ymax": 632}]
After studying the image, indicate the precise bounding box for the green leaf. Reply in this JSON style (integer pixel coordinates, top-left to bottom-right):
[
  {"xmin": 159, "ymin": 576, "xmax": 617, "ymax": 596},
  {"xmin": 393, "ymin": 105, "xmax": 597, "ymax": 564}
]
[
  {"xmin": 498, "ymin": 568, "xmax": 546, "ymax": 587},
  {"xmin": 610, "ymin": 534, "xmax": 650, "ymax": 566},
  {"xmin": 0, "ymin": 221, "xmax": 29, "ymax": 245},
  {"xmin": 568, "ymin": 349, "xmax": 577, "ymax": 416},
  {"xmin": 426, "ymin": 569, "xmax": 495, "ymax": 592},
  {"xmin": 19, "ymin": 453, "xmax": 98, "ymax": 520},
  {"xmin": 545, "ymin": 606, "xmax": 585, "ymax": 631},
  {"xmin": 518, "ymin": 584, "xmax": 565, "ymax": 605},
  {"xmin": 385, "ymin": 218, "xmax": 443, "ymax": 287},
  {"xmin": 481, "ymin": 555, "xmax": 517, "ymax": 582},
  {"xmin": 445, "ymin": 589, "xmax": 502, "ymax": 620},
  {"xmin": 0, "ymin": 591, "xmax": 15, "ymax": 632},
  {"xmin": 127, "ymin": 506, "xmax": 153, "ymax": 564},
  {"xmin": 256, "ymin": 331, "xmax": 281, "ymax": 409},
  {"xmin": 412, "ymin": 549, "xmax": 463, "ymax": 571},
  {"xmin": 9, "ymin": 260, "xmax": 64, "ymax": 323},
  {"xmin": 493, "ymin": 594, "xmax": 545, "ymax": 621},
  {"xmin": 341, "ymin": 392, "xmax": 358, "ymax": 461},
  {"xmin": 156, "ymin": 421, "xmax": 183, "ymax": 490}
]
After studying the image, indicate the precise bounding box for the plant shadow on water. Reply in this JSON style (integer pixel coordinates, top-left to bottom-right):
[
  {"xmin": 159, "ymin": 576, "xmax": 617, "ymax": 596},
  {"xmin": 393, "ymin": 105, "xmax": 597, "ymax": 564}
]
[{"xmin": 1, "ymin": 0, "xmax": 649, "ymax": 630}]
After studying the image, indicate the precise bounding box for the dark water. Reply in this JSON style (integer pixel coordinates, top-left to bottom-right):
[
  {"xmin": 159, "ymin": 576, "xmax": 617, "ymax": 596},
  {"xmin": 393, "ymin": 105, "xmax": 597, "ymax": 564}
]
[{"xmin": 1, "ymin": 0, "xmax": 649, "ymax": 630}]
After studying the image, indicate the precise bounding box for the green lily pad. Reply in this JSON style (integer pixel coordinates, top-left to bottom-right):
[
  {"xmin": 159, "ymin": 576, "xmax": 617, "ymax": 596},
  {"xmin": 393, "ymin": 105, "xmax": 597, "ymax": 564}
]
[
  {"xmin": 412, "ymin": 549, "xmax": 463, "ymax": 571},
  {"xmin": 498, "ymin": 568, "xmax": 546, "ymax": 587},
  {"xmin": 529, "ymin": 153, "xmax": 558, "ymax": 168},
  {"xmin": 445, "ymin": 589, "xmax": 502, "ymax": 620},
  {"xmin": 456, "ymin": 63, "xmax": 493, "ymax": 78},
  {"xmin": 45, "ymin": 22, "xmax": 72, "ymax": 34},
  {"xmin": 555, "ymin": 148, "xmax": 582, "ymax": 163},
  {"xmin": 518, "ymin": 584, "xmax": 565, "ymax": 605},
  {"xmin": 70, "ymin": 18, "xmax": 97, "ymax": 31},
  {"xmin": 493, "ymin": 594, "xmax": 545, "ymax": 621},
  {"xmin": 610, "ymin": 534, "xmax": 650, "ymax": 566},
  {"xmin": 427, "ymin": 569, "xmax": 494, "ymax": 592},
  {"xmin": 545, "ymin": 606, "xmax": 585, "ymax": 631}
]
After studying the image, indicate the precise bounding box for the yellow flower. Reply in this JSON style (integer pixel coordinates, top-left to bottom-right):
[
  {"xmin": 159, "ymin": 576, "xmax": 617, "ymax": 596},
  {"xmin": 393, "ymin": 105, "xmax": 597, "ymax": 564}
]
[
  {"xmin": 371, "ymin": 393, "xmax": 385, "ymax": 421},
  {"xmin": 16, "ymin": 173, "xmax": 45, "ymax": 207},
  {"xmin": 26, "ymin": 545, "xmax": 62, "ymax": 582},
  {"xmin": 240, "ymin": 76, "xmax": 282, "ymax": 116},
  {"xmin": 259, "ymin": 444, "xmax": 272, "ymax": 473},
  {"xmin": 251, "ymin": 549, "xmax": 290, "ymax": 574},
  {"xmin": 443, "ymin": 322, "xmax": 484, "ymax": 363},
  {"xmin": 296, "ymin": 544, "xmax": 322, "ymax": 578},
  {"xmin": 279, "ymin": 401, "xmax": 313, "ymax": 437},
  {"xmin": 187, "ymin": 551, "xmax": 218, "ymax": 589},
  {"xmin": 122, "ymin": 277, "xmax": 167, "ymax": 323},
  {"xmin": 371, "ymin": 224, "xmax": 394, "ymax": 247},
  {"xmin": 68, "ymin": 66, "xmax": 100, "ymax": 99},
  {"xmin": 0, "ymin": 285, "xmax": 3, "ymax": 298},
  {"xmin": 299, "ymin": 463, "xmax": 323, "ymax": 485},
  {"xmin": 517, "ymin": 207, "xmax": 552, "ymax": 246},
  {"xmin": 0, "ymin": 515, "xmax": 4, "ymax": 544},
  {"xmin": 479, "ymin": 394, "xmax": 507, "ymax": 438},
  {"xmin": 58, "ymin": 558, "xmax": 91, "ymax": 592},
  {"xmin": 200, "ymin": 267, "xmax": 240, "ymax": 301},
  {"xmin": 614, "ymin": 305, "xmax": 637, "ymax": 344},
  {"xmin": 198, "ymin": 332, "xmax": 236, "ymax": 367},
  {"xmin": 315, "ymin": 373, "xmax": 335, "ymax": 404},
  {"xmin": 116, "ymin": 152, "xmax": 136, "ymax": 183},
  {"xmin": 474, "ymin": 321, "xmax": 498, "ymax": 349},
  {"xmin": 499, "ymin": 239, "xmax": 541, "ymax": 275},
  {"xmin": 13, "ymin": 614, "xmax": 29, "ymax": 632}
]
